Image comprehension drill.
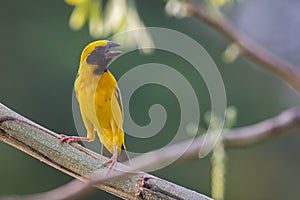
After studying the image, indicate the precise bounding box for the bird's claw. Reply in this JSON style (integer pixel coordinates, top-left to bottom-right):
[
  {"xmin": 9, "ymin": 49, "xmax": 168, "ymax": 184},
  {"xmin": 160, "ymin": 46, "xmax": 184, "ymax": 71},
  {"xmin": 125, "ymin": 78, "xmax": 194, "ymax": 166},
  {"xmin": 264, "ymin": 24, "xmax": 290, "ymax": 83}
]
[
  {"xmin": 101, "ymin": 154, "xmax": 118, "ymax": 174},
  {"xmin": 59, "ymin": 134, "xmax": 76, "ymax": 143},
  {"xmin": 59, "ymin": 134, "xmax": 89, "ymax": 144}
]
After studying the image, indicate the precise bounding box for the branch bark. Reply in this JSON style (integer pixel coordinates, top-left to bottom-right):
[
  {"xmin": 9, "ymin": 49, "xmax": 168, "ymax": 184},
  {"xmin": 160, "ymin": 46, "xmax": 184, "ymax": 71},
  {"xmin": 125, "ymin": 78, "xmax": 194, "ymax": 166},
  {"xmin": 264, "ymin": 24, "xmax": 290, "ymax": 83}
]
[
  {"xmin": 0, "ymin": 103, "xmax": 211, "ymax": 200},
  {"xmin": 1, "ymin": 104, "xmax": 300, "ymax": 199},
  {"xmin": 186, "ymin": 1, "xmax": 300, "ymax": 94}
]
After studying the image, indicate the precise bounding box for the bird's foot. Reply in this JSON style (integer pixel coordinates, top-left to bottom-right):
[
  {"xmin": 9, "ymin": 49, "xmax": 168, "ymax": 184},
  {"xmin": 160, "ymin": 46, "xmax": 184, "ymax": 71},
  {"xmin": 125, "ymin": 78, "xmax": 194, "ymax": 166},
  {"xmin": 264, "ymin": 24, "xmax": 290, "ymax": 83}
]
[
  {"xmin": 101, "ymin": 154, "xmax": 118, "ymax": 174},
  {"xmin": 59, "ymin": 134, "xmax": 90, "ymax": 144}
]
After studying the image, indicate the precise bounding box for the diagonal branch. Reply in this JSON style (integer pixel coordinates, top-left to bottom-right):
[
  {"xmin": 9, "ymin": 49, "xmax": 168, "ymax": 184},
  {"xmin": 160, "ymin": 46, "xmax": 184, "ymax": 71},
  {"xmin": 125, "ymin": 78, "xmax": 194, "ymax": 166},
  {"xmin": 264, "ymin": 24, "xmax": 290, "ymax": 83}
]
[
  {"xmin": 1, "ymin": 103, "xmax": 300, "ymax": 199},
  {"xmin": 186, "ymin": 1, "xmax": 300, "ymax": 93},
  {"xmin": 0, "ymin": 103, "xmax": 211, "ymax": 200}
]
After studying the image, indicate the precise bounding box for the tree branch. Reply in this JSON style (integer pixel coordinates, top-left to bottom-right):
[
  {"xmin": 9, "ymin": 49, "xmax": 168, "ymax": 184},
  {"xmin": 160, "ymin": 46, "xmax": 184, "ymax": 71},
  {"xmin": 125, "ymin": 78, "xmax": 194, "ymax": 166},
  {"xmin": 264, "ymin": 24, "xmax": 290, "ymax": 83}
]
[
  {"xmin": 129, "ymin": 108, "xmax": 300, "ymax": 163},
  {"xmin": 186, "ymin": 1, "xmax": 300, "ymax": 94},
  {"xmin": 0, "ymin": 103, "xmax": 211, "ymax": 200},
  {"xmin": 223, "ymin": 107, "xmax": 300, "ymax": 147},
  {"xmin": 1, "ymin": 103, "xmax": 300, "ymax": 199}
]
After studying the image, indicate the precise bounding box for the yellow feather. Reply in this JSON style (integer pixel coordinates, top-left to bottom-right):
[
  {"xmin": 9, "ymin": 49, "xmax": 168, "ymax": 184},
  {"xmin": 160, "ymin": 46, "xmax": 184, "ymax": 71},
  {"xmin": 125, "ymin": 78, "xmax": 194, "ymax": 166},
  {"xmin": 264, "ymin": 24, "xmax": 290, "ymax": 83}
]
[{"xmin": 75, "ymin": 40, "xmax": 125, "ymax": 155}]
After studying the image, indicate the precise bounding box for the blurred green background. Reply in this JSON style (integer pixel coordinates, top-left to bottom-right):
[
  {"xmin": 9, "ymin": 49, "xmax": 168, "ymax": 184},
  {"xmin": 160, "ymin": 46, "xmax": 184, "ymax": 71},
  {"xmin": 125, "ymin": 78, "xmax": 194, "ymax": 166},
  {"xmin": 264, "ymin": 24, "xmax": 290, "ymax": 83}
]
[{"xmin": 1, "ymin": 0, "xmax": 300, "ymax": 199}]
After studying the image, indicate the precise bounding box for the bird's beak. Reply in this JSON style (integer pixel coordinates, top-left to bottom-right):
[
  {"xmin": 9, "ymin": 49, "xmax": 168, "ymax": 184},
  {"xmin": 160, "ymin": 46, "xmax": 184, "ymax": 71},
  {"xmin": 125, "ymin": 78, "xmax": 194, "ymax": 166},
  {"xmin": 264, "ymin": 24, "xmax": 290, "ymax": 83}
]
[
  {"xmin": 106, "ymin": 41, "xmax": 122, "ymax": 59},
  {"xmin": 107, "ymin": 41, "xmax": 121, "ymax": 48},
  {"xmin": 106, "ymin": 50, "xmax": 122, "ymax": 59}
]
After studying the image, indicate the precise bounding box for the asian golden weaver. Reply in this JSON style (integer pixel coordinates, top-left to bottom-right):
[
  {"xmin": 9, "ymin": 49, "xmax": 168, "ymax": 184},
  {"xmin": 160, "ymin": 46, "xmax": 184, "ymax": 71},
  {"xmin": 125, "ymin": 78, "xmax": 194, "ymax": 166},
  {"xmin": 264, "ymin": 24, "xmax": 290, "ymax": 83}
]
[{"xmin": 60, "ymin": 40, "xmax": 128, "ymax": 168}]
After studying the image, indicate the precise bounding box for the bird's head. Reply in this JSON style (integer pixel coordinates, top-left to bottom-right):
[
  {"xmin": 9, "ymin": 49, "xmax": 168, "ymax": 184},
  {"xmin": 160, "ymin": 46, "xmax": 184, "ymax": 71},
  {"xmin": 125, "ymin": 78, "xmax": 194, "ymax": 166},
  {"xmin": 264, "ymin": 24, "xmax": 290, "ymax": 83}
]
[{"xmin": 80, "ymin": 40, "xmax": 122, "ymax": 75}]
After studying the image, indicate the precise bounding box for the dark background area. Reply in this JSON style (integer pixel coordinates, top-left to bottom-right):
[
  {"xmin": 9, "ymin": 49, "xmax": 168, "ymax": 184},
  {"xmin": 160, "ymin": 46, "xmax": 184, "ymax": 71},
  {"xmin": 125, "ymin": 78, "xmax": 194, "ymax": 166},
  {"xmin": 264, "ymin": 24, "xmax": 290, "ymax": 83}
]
[{"xmin": 0, "ymin": 0, "xmax": 299, "ymax": 199}]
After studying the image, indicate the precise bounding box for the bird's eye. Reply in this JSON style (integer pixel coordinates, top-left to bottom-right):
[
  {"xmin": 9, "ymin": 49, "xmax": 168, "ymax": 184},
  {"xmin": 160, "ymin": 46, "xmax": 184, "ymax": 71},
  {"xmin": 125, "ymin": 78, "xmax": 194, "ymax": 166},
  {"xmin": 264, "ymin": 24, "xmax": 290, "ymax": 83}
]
[{"xmin": 95, "ymin": 46, "xmax": 102, "ymax": 52}]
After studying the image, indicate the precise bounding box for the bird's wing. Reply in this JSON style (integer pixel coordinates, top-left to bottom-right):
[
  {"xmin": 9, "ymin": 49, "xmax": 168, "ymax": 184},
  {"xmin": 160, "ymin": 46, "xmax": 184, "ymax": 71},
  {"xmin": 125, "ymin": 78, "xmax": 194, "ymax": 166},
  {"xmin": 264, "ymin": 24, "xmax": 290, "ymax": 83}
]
[
  {"xmin": 111, "ymin": 85, "xmax": 124, "ymax": 128},
  {"xmin": 114, "ymin": 85, "xmax": 123, "ymax": 113},
  {"xmin": 101, "ymin": 144, "xmax": 129, "ymax": 162}
]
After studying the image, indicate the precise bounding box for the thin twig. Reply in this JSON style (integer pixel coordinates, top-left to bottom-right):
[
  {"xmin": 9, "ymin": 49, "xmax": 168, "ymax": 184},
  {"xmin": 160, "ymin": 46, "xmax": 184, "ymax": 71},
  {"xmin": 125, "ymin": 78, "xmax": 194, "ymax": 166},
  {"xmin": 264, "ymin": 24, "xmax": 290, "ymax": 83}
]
[
  {"xmin": 186, "ymin": 1, "xmax": 300, "ymax": 93},
  {"xmin": 127, "ymin": 108, "xmax": 300, "ymax": 164},
  {"xmin": 223, "ymin": 107, "xmax": 300, "ymax": 147}
]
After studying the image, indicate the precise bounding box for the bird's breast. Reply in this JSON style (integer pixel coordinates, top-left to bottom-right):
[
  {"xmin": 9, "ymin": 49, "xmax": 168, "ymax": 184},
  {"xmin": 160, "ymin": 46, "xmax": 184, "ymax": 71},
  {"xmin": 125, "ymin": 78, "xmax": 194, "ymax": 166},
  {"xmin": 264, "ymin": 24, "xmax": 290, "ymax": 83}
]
[{"xmin": 75, "ymin": 70, "xmax": 117, "ymax": 123}]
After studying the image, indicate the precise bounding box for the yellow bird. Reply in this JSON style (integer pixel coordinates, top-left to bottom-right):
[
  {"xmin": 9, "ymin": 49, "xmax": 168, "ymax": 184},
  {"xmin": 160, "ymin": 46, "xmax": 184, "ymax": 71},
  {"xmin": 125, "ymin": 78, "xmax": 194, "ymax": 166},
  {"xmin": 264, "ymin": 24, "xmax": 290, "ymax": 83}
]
[{"xmin": 60, "ymin": 40, "xmax": 128, "ymax": 168}]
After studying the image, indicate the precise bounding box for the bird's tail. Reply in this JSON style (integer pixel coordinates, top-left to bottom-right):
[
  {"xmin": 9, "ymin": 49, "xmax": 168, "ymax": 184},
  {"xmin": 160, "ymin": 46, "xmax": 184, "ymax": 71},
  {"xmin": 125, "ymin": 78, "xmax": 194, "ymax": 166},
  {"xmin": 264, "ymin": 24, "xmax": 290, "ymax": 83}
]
[{"xmin": 101, "ymin": 143, "xmax": 129, "ymax": 163}]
